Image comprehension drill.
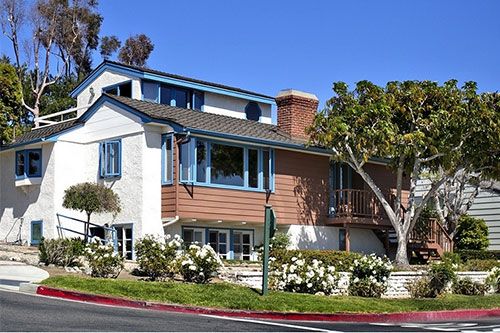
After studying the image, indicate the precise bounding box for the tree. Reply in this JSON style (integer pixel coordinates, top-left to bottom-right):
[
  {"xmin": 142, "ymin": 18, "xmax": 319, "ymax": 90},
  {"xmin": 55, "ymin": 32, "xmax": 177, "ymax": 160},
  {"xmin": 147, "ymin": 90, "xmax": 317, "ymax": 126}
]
[
  {"xmin": 308, "ymin": 80, "xmax": 495, "ymax": 266},
  {"xmin": 0, "ymin": 61, "xmax": 24, "ymax": 144},
  {"xmin": 430, "ymin": 92, "xmax": 500, "ymax": 235},
  {"xmin": 0, "ymin": 0, "xmax": 101, "ymax": 121},
  {"xmin": 118, "ymin": 34, "xmax": 154, "ymax": 67},
  {"xmin": 62, "ymin": 182, "xmax": 121, "ymax": 242},
  {"xmin": 453, "ymin": 215, "xmax": 489, "ymax": 251},
  {"xmin": 99, "ymin": 35, "xmax": 121, "ymax": 60}
]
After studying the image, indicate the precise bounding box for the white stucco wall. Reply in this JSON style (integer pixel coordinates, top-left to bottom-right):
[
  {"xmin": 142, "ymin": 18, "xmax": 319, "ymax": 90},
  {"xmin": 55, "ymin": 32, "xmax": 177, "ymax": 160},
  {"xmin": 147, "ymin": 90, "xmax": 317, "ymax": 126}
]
[
  {"xmin": 0, "ymin": 143, "xmax": 57, "ymax": 244},
  {"xmin": 285, "ymin": 224, "xmax": 386, "ymax": 256},
  {"xmin": 76, "ymin": 70, "xmax": 141, "ymax": 111},
  {"xmin": 0, "ymin": 103, "xmax": 170, "ymax": 246},
  {"xmin": 202, "ymin": 92, "xmax": 273, "ymax": 124}
]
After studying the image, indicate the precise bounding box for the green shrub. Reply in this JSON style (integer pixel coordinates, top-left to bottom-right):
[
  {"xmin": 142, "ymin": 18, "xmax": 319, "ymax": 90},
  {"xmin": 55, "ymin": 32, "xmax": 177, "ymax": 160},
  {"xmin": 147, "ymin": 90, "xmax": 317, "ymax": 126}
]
[
  {"xmin": 84, "ymin": 238, "xmax": 124, "ymax": 278},
  {"xmin": 179, "ymin": 244, "xmax": 223, "ymax": 284},
  {"xmin": 428, "ymin": 261, "xmax": 457, "ymax": 296},
  {"xmin": 462, "ymin": 259, "xmax": 500, "ymax": 272},
  {"xmin": 134, "ymin": 234, "xmax": 182, "ymax": 281},
  {"xmin": 452, "ymin": 278, "xmax": 488, "ymax": 296},
  {"xmin": 456, "ymin": 250, "xmax": 500, "ymax": 261},
  {"xmin": 270, "ymin": 232, "xmax": 291, "ymax": 251},
  {"xmin": 454, "ymin": 215, "xmax": 489, "ymax": 251},
  {"xmin": 348, "ymin": 254, "xmax": 392, "ymax": 298},
  {"xmin": 271, "ymin": 249, "xmax": 362, "ymax": 272},
  {"xmin": 39, "ymin": 238, "xmax": 85, "ymax": 267},
  {"xmin": 441, "ymin": 252, "xmax": 461, "ymax": 266},
  {"xmin": 407, "ymin": 276, "xmax": 434, "ymax": 298}
]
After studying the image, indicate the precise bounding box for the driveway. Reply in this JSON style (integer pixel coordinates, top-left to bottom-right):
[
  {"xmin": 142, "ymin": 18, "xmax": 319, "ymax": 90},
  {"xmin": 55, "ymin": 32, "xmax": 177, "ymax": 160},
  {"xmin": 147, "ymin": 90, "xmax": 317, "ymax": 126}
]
[{"xmin": 0, "ymin": 260, "xmax": 49, "ymax": 291}]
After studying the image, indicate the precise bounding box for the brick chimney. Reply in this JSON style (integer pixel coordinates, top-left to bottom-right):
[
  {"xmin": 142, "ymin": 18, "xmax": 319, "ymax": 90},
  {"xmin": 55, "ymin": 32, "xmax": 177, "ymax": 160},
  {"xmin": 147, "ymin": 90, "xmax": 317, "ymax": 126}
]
[{"xmin": 276, "ymin": 89, "xmax": 319, "ymax": 141}]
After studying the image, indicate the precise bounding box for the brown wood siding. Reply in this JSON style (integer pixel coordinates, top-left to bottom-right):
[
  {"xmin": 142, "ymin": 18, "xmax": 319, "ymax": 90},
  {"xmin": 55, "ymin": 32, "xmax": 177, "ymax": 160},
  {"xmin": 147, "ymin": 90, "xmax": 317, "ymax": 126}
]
[{"xmin": 162, "ymin": 148, "xmax": 330, "ymax": 226}]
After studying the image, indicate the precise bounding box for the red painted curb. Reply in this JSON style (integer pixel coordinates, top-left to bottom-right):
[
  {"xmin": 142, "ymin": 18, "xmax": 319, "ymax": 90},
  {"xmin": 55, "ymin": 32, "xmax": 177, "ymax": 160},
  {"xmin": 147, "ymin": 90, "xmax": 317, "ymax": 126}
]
[{"xmin": 36, "ymin": 286, "xmax": 500, "ymax": 323}]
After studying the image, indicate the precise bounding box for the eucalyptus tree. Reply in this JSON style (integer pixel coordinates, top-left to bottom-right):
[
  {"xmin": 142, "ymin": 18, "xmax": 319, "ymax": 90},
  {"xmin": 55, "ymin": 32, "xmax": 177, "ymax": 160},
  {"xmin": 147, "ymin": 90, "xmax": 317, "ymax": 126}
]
[{"xmin": 308, "ymin": 80, "xmax": 494, "ymax": 266}]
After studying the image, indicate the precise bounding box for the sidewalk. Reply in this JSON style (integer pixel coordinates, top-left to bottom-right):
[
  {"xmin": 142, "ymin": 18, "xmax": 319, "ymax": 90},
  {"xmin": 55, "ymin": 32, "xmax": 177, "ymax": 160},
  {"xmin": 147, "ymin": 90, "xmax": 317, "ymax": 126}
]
[{"xmin": 0, "ymin": 260, "xmax": 49, "ymax": 291}]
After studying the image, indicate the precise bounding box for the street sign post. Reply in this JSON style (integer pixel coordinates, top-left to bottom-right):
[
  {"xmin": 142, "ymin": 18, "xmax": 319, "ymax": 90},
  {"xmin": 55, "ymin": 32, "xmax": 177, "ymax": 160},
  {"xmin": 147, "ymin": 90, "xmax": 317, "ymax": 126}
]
[{"xmin": 262, "ymin": 204, "xmax": 276, "ymax": 296}]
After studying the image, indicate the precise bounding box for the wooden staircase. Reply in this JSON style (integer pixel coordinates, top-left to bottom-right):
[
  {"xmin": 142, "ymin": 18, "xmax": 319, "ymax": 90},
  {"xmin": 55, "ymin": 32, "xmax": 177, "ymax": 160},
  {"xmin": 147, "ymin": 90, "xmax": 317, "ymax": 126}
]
[
  {"xmin": 408, "ymin": 218, "xmax": 453, "ymax": 261},
  {"xmin": 373, "ymin": 218, "xmax": 453, "ymax": 261}
]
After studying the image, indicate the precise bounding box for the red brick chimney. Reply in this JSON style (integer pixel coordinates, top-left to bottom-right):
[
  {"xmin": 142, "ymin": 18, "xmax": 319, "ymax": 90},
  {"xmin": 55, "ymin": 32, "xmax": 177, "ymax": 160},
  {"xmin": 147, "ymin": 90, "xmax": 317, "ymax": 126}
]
[{"xmin": 276, "ymin": 89, "xmax": 319, "ymax": 141}]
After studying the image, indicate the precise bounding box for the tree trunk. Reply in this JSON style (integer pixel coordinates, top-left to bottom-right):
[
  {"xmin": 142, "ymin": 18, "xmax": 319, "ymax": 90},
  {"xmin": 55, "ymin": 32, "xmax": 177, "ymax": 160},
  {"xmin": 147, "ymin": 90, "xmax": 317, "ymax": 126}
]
[
  {"xmin": 84, "ymin": 213, "xmax": 91, "ymax": 243},
  {"xmin": 394, "ymin": 233, "xmax": 410, "ymax": 266}
]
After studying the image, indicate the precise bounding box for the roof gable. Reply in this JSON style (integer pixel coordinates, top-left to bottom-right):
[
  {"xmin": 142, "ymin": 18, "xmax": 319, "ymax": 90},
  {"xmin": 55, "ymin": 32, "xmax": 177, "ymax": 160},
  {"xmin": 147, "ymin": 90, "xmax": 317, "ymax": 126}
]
[{"xmin": 70, "ymin": 61, "xmax": 276, "ymax": 105}]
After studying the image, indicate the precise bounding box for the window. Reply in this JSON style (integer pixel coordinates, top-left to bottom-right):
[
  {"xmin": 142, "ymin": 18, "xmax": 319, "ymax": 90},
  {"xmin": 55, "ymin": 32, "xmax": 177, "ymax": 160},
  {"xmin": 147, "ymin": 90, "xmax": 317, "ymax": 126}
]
[
  {"xmin": 208, "ymin": 229, "xmax": 230, "ymax": 259},
  {"xmin": 339, "ymin": 228, "xmax": 346, "ymax": 251},
  {"xmin": 142, "ymin": 80, "xmax": 204, "ymax": 111},
  {"xmin": 30, "ymin": 220, "xmax": 43, "ymax": 246},
  {"xmin": 15, "ymin": 149, "xmax": 42, "ymax": 179},
  {"xmin": 245, "ymin": 102, "xmax": 262, "ymax": 121},
  {"xmin": 233, "ymin": 231, "xmax": 252, "ymax": 260},
  {"xmin": 143, "ymin": 81, "xmax": 159, "ymax": 102},
  {"xmin": 210, "ymin": 143, "xmax": 244, "ymax": 186},
  {"xmin": 162, "ymin": 134, "xmax": 174, "ymax": 184},
  {"xmin": 183, "ymin": 228, "xmax": 205, "ymax": 246},
  {"xmin": 99, "ymin": 140, "xmax": 121, "ymax": 178},
  {"xmin": 115, "ymin": 225, "xmax": 133, "ymax": 260},
  {"xmin": 177, "ymin": 138, "xmax": 274, "ymax": 191},
  {"xmin": 103, "ymin": 81, "xmax": 132, "ymax": 98}
]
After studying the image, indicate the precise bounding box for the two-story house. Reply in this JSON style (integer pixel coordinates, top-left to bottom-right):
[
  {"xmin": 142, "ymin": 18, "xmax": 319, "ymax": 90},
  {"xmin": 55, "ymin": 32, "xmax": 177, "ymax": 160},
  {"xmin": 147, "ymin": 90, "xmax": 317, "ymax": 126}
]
[{"xmin": 0, "ymin": 61, "xmax": 405, "ymax": 260}]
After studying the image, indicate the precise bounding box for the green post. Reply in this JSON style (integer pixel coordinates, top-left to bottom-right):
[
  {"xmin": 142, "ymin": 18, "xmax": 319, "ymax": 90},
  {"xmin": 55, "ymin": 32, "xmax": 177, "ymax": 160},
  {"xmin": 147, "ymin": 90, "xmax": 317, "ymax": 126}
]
[{"xmin": 262, "ymin": 204, "xmax": 275, "ymax": 296}]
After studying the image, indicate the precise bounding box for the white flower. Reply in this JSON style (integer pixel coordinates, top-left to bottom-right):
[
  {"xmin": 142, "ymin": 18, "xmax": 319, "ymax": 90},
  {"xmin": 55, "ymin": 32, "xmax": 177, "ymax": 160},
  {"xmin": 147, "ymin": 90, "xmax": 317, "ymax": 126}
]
[{"xmin": 189, "ymin": 265, "xmax": 197, "ymax": 271}]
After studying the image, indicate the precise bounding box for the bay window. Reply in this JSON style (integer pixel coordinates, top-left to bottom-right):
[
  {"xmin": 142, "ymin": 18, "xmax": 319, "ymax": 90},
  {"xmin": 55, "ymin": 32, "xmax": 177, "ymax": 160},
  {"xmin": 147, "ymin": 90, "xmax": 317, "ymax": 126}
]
[
  {"xmin": 15, "ymin": 149, "xmax": 42, "ymax": 179},
  {"xmin": 177, "ymin": 138, "xmax": 274, "ymax": 191}
]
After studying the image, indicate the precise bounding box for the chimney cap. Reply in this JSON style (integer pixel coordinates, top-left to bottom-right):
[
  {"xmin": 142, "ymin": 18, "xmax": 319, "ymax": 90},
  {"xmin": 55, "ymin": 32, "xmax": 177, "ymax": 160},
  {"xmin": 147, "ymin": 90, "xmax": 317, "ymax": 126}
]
[{"xmin": 276, "ymin": 89, "xmax": 318, "ymax": 101}]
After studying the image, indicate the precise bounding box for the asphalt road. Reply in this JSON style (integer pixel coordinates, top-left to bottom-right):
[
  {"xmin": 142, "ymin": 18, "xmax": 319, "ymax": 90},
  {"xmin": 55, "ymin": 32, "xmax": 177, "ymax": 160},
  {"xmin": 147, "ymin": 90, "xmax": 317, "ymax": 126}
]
[{"xmin": 1, "ymin": 289, "xmax": 500, "ymax": 332}]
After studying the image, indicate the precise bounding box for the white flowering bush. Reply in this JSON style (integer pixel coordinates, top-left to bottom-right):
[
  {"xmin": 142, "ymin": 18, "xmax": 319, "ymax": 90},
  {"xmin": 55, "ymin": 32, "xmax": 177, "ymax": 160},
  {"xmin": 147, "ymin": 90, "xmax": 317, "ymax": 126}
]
[
  {"xmin": 269, "ymin": 254, "xmax": 340, "ymax": 295},
  {"xmin": 135, "ymin": 234, "xmax": 182, "ymax": 281},
  {"xmin": 348, "ymin": 253, "xmax": 392, "ymax": 297},
  {"xmin": 179, "ymin": 244, "xmax": 223, "ymax": 284},
  {"xmin": 486, "ymin": 267, "xmax": 500, "ymax": 293},
  {"xmin": 84, "ymin": 237, "xmax": 124, "ymax": 278}
]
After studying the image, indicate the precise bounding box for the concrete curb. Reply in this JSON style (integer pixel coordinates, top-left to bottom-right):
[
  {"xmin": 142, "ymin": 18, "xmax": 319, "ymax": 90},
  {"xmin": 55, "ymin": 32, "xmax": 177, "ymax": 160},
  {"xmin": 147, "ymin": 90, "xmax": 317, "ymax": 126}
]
[
  {"xmin": 36, "ymin": 285, "xmax": 500, "ymax": 323},
  {"xmin": 19, "ymin": 283, "xmax": 39, "ymax": 294}
]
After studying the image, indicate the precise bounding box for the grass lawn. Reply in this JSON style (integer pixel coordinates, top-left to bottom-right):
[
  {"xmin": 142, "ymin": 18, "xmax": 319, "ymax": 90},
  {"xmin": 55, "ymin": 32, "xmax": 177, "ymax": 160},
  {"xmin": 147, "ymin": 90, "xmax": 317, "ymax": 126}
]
[{"xmin": 42, "ymin": 276, "xmax": 500, "ymax": 314}]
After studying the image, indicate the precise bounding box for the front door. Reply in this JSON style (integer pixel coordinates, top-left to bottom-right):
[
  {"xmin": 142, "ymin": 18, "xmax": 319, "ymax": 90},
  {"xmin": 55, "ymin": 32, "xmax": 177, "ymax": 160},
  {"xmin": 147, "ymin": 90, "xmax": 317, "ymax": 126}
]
[
  {"xmin": 233, "ymin": 231, "xmax": 252, "ymax": 260},
  {"xmin": 208, "ymin": 230, "xmax": 229, "ymax": 259}
]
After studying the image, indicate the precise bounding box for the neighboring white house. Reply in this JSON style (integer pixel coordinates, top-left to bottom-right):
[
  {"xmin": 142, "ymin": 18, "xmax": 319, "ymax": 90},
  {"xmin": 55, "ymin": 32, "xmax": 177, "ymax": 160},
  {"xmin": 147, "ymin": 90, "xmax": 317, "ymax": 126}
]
[
  {"xmin": 0, "ymin": 61, "xmax": 393, "ymax": 260},
  {"xmin": 416, "ymin": 179, "xmax": 500, "ymax": 251}
]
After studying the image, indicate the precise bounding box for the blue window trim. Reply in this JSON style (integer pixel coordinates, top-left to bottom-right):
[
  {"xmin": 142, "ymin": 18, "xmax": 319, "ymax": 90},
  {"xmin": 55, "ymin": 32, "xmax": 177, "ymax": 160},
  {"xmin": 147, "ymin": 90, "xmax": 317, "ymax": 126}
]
[
  {"xmin": 161, "ymin": 133, "xmax": 174, "ymax": 185},
  {"xmin": 15, "ymin": 149, "xmax": 42, "ymax": 180},
  {"xmin": 178, "ymin": 138, "xmax": 275, "ymax": 193},
  {"xmin": 30, "ymin": 220, "xmax": 43, "ymax": 245},
  {"xmin": 102, "ymin": 80, "xmax": 132, "ymax": 97},
  {"xmin": 181, "ymin": 226, "xmax": 255, "ymax": 260},
  {"xmin": 99, "ymin": 139, "xmax": 122, "ymax": 178}
]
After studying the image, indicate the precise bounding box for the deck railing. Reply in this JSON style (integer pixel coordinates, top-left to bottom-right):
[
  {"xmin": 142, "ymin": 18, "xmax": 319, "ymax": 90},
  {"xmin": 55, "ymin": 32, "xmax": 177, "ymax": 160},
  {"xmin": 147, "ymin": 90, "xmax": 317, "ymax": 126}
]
[
  {"xmin": 34, "ymin": 104, "xmax": 91, "ymax": 128},
  {"xmin": 409, "ymin": 218, "xmax": 453, "ymax": 253},
  {"xmin": 331, "ymin": 189, "xmax": 383, "ymax": 219}
]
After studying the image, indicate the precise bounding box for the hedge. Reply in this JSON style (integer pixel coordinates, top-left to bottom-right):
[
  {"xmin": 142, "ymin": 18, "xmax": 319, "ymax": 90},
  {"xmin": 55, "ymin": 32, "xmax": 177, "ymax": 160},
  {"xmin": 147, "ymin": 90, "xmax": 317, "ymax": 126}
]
[
  {"xmin": 456, "ymin": 250, "xmax": 500, "ymax": 262},
  {"xmin": 271, "ymin": 249, "xmax": 362, "ymax": 272}
]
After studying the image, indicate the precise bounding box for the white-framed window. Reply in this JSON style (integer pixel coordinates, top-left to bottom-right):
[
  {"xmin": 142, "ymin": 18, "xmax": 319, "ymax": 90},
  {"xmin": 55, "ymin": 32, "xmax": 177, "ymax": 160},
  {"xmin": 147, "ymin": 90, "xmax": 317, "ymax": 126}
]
[
  {"xmin": 233, "ymin": 230, "xmax": 253, "ymax": 261},
  {"xmin": 162, "ymin": 134, "xmax": 174, "ymax": 184},
  {"xmin": 208, "ymin": 229, "xmax": 230, "ymax": 259},
  {"xmin": 99, "ymin": 140, "xmax": 121, "ymax": 178},
  {"xmin": 182, "ymin": 227, "xmax": 205, "ymax": 246},
  {"xmin": 115, "ymin": 224, "xmax": 133, "ymax": 260}
]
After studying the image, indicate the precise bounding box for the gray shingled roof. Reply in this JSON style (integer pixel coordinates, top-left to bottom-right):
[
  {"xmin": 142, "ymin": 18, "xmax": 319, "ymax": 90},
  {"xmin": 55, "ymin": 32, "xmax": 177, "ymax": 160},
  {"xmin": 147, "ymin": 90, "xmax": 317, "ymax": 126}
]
[
  {"xmin": 2, "ymin": 120, "xmax": 80, "ymax": 149},
  {"xmin": 1, "ymin": 94, "xmax": 314, "ymax": 150},
  {"xmin": 107, "ymin": 94, "xmax": 306, "ymax": 146}
]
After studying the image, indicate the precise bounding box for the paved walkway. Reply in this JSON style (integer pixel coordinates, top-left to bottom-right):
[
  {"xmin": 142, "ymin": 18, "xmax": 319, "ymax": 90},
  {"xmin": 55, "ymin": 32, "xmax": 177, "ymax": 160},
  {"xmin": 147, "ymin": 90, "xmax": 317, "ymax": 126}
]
[{"xmin": 0, "ymin": 260, "xmax": 48, "ymax": 291}]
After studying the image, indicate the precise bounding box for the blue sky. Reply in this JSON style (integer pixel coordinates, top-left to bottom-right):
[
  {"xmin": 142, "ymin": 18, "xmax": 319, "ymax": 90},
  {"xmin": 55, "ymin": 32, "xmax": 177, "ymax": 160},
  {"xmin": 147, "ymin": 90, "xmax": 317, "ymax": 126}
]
[{"xmin": 2, "ymin": 0, "xmax": 500, "ymax": 107}]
